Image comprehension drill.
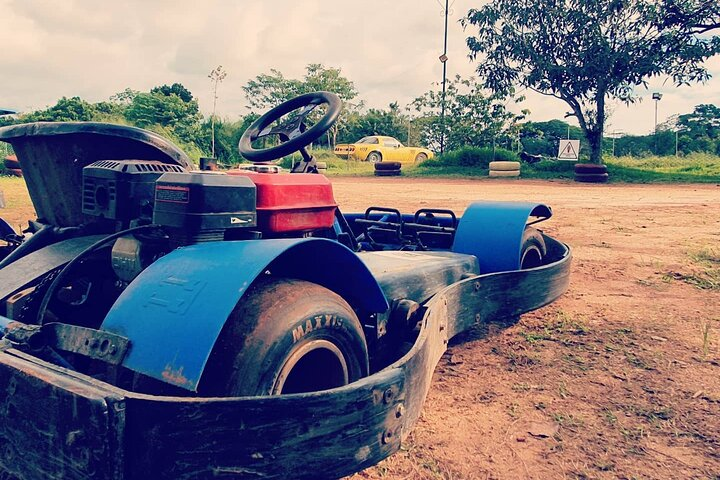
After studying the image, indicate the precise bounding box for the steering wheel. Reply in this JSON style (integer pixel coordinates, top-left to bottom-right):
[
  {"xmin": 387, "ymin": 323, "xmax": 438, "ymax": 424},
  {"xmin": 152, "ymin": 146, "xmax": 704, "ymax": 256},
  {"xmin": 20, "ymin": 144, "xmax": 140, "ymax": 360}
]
[{"xmin": 238, "ymin": 91, "xmax": 342, "ymax": 163}]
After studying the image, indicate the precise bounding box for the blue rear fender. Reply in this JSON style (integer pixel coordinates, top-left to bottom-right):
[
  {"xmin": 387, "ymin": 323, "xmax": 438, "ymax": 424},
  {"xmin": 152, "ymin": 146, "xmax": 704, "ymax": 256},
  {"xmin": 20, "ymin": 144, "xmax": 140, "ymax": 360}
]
[
  {"xmin": 101, "ymin": 238, "xmax": 389, "ymax": 392},
  {"xmin": 452, "ymin": 201, "xmax": 552, "ymax": 273}
]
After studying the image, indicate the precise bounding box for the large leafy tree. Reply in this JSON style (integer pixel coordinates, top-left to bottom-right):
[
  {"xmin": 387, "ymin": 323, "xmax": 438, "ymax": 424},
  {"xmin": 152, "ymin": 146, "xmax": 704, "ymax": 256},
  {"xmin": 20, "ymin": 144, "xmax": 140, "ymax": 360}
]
[
  {"xmin": 124, "ymin": 85, "xmax": 202, "ymax": 146},
  {"xmin": 464, "ymin": 0, "xmax": 720, "ymax": 163},
  {"xmin": 412, "ymin": 75, "xmax": 521, "ymax": 151}
]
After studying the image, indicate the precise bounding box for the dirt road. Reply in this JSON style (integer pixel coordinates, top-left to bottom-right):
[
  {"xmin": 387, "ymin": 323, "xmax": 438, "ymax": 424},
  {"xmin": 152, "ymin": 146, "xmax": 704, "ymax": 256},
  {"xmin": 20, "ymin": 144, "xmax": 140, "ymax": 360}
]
[
  {"xmin": 2, "ymin": 177, "xmax": 719, "ymax": 478},
  {"xmin": 333, "ymin": 178, "xmax": 720, "ymax": 480}
]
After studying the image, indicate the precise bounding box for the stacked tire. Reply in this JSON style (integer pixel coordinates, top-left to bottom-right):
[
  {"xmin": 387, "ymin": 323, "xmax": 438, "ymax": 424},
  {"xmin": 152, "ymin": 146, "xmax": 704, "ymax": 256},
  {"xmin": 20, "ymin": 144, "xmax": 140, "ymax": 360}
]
[
  {"xmin": 374, "ymin": 161, "xmax": 402, "ymax": 177},
  {"xmin": 3, "ymin": 155, "xmax": 22, "ymax": 177},
  {"xmin": 574, "ymin": 163, "xmax": 608, "ymax": 183},
  {"xmin": 488, "ymin": 161, "xmax": 520, "ymax": 178}
]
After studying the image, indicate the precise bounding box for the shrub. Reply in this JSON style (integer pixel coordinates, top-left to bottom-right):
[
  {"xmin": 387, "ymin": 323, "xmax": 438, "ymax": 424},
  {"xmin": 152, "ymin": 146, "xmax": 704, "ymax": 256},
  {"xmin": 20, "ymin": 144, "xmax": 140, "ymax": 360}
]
[{"xmin": 421, "ymin": 146, "xmax": 518, "ymax": 169}]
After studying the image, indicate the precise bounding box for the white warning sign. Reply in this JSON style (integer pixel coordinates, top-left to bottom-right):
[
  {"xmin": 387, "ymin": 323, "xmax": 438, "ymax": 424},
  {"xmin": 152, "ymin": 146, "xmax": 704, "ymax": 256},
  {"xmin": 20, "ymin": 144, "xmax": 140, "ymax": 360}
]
[{"xmin": 557, "ymin": 139, "xmax": 580, "ymax": 161}]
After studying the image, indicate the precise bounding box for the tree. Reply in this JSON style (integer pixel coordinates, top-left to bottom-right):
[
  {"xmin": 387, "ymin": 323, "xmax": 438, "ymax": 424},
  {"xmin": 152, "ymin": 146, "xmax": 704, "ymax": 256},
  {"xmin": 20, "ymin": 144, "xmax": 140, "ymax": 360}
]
[
  {"xmin": 151, "ymin": 83, "xmax": 194, "ymax": 103},
  {"xmin": 243, "ymin": 64, "xmax": 361, "ymax": 147},
  {"xmin": 208, "ymin": 66, "xmax": 228, "ymax": 158},
  {"xmin": 412, "ymin": 75, "xmax": 521, "ymax": 151},
  {"xmin": 23, "ymin": 96, "xmax": 96, "ymax": 122},
  {"xmin": 339, "ymin": 103, "xmax": 409, "ymax": 145},
  {"xmin": 124, "ymin": 87, "xmax": 202, "ymax": 147},
  {"xmin": 464, "ymin": 0, "xmax": 720, "ymax": 163}
]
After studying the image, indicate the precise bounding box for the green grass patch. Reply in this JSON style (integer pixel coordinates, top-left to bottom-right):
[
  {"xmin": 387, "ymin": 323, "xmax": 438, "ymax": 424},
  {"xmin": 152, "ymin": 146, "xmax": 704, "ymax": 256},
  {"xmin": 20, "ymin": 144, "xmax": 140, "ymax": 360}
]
[{"xmin": 603, "ymin": 153, "xmax": 720, "ymax": 183}]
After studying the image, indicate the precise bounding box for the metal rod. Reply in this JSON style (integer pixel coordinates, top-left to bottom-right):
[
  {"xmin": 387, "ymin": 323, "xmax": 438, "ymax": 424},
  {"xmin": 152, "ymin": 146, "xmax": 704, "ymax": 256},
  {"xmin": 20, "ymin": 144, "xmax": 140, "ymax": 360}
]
[{"xmin": 440, "ymin": 0, "xmax": 449, "ymax": 154}]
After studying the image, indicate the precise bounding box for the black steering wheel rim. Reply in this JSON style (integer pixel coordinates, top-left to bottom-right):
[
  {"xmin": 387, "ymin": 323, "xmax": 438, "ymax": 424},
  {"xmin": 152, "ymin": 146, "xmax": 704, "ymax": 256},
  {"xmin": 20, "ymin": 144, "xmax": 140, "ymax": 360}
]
[{"xmin": 238, "ymin": 91, "xmax": 342, "ymax": 163}]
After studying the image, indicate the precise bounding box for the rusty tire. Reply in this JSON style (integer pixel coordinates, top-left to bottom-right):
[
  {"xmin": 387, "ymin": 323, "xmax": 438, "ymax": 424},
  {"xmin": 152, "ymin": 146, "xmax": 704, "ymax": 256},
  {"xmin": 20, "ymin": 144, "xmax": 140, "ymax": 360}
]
[
  {"xmin": 520, "ymin": 227, "xmax": 547, "ymax": 270},
  {"xmin": 200, "ymin": 277, "xmax": 369, "ymax": 397}
]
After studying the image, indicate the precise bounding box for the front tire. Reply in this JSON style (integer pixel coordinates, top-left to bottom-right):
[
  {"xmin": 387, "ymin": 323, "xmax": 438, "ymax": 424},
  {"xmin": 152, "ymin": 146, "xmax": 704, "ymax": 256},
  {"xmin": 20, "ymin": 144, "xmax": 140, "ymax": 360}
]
[
  {"xmin": 414, "ymin": 152, "xmax": 428, "ymax": 163},
  {"xmin": 200, "ymin": 277, "xmax": 369, "ymax": 396}
]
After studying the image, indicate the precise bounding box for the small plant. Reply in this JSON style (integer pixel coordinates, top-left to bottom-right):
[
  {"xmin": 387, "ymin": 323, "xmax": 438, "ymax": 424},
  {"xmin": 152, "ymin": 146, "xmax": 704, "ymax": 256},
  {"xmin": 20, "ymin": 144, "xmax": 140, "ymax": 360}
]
[{"xmin": 700, "ymin": 319, "xmax": 712, "ymax": 358}]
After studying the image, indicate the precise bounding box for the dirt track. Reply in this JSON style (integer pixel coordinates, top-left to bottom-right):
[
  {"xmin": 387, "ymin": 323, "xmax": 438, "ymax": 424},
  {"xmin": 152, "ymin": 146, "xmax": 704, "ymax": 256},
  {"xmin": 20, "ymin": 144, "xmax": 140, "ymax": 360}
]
[
  {"xmin": 2, "ymin": 177, "xmax": 719, "ymax": 479},
  {"xmin": 333, "ymin": 178, "xmax": 720, "ymax": 480}
]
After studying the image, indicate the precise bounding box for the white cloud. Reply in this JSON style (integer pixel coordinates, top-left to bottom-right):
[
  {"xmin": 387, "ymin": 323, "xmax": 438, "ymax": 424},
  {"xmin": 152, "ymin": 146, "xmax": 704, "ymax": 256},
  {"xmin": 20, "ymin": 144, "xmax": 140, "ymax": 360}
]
[{"xmin": 0, "ymin": 0, "xmax": 717, "ymax": 134}]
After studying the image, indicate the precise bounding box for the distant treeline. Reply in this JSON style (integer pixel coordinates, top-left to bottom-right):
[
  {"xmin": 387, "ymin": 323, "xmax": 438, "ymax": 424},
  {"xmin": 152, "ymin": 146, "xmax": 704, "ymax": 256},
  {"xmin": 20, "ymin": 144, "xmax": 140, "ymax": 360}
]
[{"xmin": 2, "ymin": 65, "xmax": 717, "ymax": 163}]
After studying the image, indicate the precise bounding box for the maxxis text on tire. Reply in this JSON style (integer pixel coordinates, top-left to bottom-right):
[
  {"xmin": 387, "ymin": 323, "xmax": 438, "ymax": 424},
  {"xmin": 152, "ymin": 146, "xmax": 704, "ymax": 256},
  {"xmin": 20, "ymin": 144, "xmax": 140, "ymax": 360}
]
[
  {"xmin": 200, "ymin": 277, "xmax": 369, "ymax": 397},
  {"xmin": 574, "ymin": 163, "xmax": 607, "ymax": 174},
  {"xmin": 489, "ymin": 161, "xmax": 521, "ymax": 171},
  {"xmin": 374, "ymin": 170, "xmax": 401, "ymax": 177},
  {"xmin": 574, "ymin": 172, "xmax": 609, "ymax": 183},
  {"xmin": 374, "ymin": 161, "xmax": 402, "ymax": 171},
  {"xmin": 488, "ymin": 169, "xmax": 520, "ymax": 177}
]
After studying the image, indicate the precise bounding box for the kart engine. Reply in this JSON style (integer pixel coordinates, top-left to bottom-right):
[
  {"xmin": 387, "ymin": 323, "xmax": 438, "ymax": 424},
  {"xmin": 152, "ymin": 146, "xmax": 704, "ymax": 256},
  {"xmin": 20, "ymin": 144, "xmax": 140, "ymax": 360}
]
[{"xmin": 82, "ymin": 160, "xmax": 258, "ymax": 282}]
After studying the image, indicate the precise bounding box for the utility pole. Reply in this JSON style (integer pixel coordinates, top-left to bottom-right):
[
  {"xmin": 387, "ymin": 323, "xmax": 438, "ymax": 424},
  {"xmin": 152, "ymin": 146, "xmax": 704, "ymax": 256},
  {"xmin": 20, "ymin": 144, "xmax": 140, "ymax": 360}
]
[
  {"xmin": 438, "ymin": 0, "xmax": 450, "ymax": 154},
  {"xmin": 208, "ymin": 65, "xmax": 227, "ymax": 159}
]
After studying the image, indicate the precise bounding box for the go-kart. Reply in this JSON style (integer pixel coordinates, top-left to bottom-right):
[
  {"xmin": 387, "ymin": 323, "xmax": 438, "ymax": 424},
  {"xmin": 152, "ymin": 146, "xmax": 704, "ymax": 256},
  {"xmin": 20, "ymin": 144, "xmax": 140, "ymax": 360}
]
[{"xmin": 0, "ymin": 92, "xmax": 571, "ymax": 479}]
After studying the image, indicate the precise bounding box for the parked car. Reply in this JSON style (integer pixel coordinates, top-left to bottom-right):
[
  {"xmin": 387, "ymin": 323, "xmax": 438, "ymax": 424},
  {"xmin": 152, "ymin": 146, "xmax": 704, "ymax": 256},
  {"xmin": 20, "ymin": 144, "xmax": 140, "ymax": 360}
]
[{"xmin": 334, "ymin": 135, "xmax": 433, "ymax": 163}]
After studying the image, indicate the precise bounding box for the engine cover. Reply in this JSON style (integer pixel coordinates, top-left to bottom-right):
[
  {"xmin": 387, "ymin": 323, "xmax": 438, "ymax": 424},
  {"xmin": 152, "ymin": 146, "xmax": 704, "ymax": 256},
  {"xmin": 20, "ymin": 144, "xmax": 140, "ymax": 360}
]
[
  {"xmin": 152, "ymin": 172, "xmax": 257, "ymax": 243},
  {"xmin": 83, "ymin": 160, "xmax": 185, "ymax": 223}
]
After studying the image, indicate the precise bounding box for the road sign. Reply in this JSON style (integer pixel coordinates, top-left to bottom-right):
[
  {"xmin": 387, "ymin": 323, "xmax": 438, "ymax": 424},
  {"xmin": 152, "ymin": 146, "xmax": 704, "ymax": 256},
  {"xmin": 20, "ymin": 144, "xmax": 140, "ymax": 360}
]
[{"xmin": 558, "ymin": 140, "xmax": 580, "ymax": 161}]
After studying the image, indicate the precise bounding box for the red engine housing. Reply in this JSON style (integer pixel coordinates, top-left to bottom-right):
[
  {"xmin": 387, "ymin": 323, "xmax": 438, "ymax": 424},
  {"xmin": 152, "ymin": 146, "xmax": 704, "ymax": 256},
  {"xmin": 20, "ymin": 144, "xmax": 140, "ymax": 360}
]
[{"xmin": 226, "ymin": 171, "xmax": 337, "ymax": 234}]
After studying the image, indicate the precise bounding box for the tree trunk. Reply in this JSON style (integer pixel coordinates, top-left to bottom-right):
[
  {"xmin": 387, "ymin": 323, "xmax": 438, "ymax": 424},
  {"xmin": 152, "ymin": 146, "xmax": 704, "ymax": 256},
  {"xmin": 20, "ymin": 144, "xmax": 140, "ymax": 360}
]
[{"xmin": 587, "ymin": 128, "xmax": 603, "ymax": 164}]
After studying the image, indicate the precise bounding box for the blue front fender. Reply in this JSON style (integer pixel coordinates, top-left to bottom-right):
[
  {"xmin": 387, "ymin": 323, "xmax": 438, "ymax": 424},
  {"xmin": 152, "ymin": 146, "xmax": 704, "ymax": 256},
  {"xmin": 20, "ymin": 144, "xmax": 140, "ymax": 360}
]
[
  {"xmin": 452, "ymin": 201, "xmax": 552, "ymax": 273},
  {"xmin": 0, "ymin": 217, "xmax": 14, "ymax": 237},
  {"xmin": 101, "ymin": 238, "xmax": 388, "ymax": 391}
]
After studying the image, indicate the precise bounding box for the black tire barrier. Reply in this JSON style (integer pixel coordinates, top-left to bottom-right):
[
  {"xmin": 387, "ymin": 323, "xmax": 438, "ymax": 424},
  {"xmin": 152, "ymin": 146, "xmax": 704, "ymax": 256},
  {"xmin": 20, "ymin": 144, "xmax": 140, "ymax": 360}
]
[
  {"xmin": 374, "ymin": 169, "xmax": 401, "ymax": 177},
  {"xmin": 574, "ymin": 172, "xmax": 609, "ymax": 183},
  {"xmin": 374, "ymin": 162, "xmax": 402, "ymax": 171},
  {"xmin": 5, "ymin": 168, "xmax": 23, "ymax": 178},
  {"xmin": 574, "ymin": 163, "xmax": 607, "ymax": 174},
  {"xmin": 3, "ymin": 157, "xmax": 20, "ymax": 170}
]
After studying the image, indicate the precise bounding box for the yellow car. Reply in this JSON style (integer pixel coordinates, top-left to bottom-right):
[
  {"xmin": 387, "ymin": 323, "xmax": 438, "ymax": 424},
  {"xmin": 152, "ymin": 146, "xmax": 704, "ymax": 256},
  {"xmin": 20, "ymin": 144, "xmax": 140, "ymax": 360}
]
[{"xmin": 334, "ymin": 136, "xmax": 434, "ymax": 164}]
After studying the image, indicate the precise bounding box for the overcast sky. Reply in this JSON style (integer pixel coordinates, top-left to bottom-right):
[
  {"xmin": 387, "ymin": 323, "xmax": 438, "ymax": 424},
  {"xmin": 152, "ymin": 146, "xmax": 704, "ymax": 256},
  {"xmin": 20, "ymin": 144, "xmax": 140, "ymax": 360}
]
[{"xmin": 1, "ymin": 0, "xmax": 718, "ymax": 136}]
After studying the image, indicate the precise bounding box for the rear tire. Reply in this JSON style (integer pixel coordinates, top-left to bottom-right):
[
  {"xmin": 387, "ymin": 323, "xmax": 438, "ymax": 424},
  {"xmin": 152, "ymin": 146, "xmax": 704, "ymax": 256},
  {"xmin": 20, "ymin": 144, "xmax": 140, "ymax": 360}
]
[
  {"xmin": 200, "ymin": 278, "xmax": 369, "ymax": 397},
  {"xmin": 520, "ymin": 227, "xmax": 547, "ymax": 269},
  {"xmin": 366, "ymin": 152, "xmax": 382, "ymax": 163}
]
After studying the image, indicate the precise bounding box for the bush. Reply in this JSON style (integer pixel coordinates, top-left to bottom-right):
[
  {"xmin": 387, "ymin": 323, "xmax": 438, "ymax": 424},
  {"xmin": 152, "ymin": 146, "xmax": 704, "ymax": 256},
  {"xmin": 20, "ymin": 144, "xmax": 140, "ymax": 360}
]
[{"xmin": 421, "ymin": 146, "xmax": 518, "ymax": 169}]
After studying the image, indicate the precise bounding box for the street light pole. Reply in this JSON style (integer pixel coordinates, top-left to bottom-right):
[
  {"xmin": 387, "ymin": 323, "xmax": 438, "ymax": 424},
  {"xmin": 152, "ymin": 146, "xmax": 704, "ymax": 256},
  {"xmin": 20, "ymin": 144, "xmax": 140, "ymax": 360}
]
[
  {"xmin": 439, "ymin": 0, "xmax": 449, "ymax": 154},
  {"xmin": 652, "ymin": 92, "xmax": 662, "ymax": 154}
]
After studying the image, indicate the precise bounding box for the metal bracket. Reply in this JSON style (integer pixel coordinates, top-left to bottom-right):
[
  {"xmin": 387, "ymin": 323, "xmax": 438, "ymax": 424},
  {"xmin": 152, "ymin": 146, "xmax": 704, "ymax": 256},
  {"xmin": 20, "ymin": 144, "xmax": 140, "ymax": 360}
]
[{"xmin": 45, "ymin": 323, "xmax": 130, "ymax": 365}]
